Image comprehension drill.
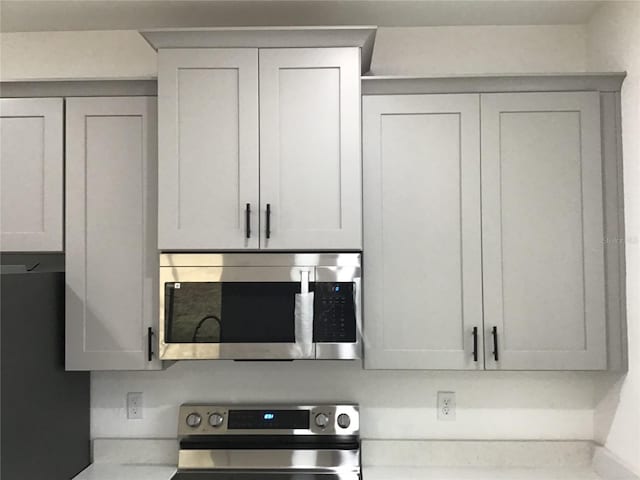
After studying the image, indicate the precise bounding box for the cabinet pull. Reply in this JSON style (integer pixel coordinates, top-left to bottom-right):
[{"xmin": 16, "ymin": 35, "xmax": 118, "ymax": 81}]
[
  {"xmin": 492, "ymin": 326, "xmax": 499, "ymax": 362},
  {"xmin": 147, "ymin": 327, "xmax": 154, "ymax": 362},
  {"xmin": 245, "ymin": 203, "xmax": 251, "ymax": 239},
  {"xmin": 472, "ymin": 326, "xmax": 479, "ymax": 362},
  {"xmin": 266, "ymin": 203, "xmax": 272, "ymax": 239}
]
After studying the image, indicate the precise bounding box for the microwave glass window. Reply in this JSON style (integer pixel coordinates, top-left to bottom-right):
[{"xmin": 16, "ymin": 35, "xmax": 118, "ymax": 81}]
[
  {"xmin": 165, "ymin": 282, "xmax": 299, "ymax": 343},
  {"xmin": 165, "ymin": 283, "xmax": 221, "ymax": 343}
]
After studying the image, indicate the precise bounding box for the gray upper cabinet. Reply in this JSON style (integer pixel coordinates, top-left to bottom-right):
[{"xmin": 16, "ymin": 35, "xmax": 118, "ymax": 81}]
[
  {"xmin": 481, "ymin": 92, "xmax": 606, "ymax": 370},
  {"xmin": 155, "ymin": 45, "xmax": 362, "ymax": 251},
  {"xmin": 157, "ymin": 49, "xmax": 260, "ymax": 250},
  {"xmin": 0, "ymin": 98, "xmax": 63, "ymax": 252},
  {"xmin": 363, "ymin": 94, "xmax": 483, "ymax": 370},
  {"xmin": 66, "ymin": 96, "xmax": 161, "ymax": 370},
  {"xmin": 259, "ymin": 48, "xmax": 362, "ymax": 250},
  {"xmin": 362, "ymin": 77, "xmax": 621, "ymax": 371}
]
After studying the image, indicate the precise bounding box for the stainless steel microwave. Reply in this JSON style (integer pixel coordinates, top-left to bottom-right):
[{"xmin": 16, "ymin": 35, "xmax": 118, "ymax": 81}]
[{"xmin": 159, "ymin": 253, "xmax": 361, "ymax": 360}]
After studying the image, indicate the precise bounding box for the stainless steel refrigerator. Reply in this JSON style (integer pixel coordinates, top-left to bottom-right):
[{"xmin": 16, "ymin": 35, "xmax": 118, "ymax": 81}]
[{"xmin": 1, "ymin": 269, "xmax": 90, "ymax": 480}]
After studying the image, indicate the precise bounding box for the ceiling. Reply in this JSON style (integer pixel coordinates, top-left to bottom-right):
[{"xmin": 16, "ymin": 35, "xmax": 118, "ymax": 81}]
[{"xmin": 0, "ymin": 0, "xmax": 605, "ymax": 32}]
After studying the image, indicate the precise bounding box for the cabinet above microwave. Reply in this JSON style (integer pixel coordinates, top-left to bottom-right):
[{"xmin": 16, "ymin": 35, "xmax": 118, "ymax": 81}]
[{"xmin": 142, "ymin": 27, "xmax": 376, "ymax": 251}]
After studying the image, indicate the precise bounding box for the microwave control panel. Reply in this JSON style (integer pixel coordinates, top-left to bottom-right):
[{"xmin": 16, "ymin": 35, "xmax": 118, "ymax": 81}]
[{"xmin": 313, "ymin": 282, "xmax": 357, "ymax": 343}]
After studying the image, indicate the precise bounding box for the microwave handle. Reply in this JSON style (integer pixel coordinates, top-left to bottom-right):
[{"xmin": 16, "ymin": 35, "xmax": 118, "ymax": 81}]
[
  {"xmin": 295, "ymin": 270, "xmax": 314, "ymax": 359},
  {"xmin": 300, "ymin": 270, "xmax": 310, "ymax": 294}
]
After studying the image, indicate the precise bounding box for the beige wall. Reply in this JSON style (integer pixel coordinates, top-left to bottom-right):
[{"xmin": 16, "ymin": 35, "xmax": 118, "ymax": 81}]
[
  {"xmin": 588, "ymin": 2, "xmax": 640, "ymax": 475},
  {"xmin": 371, "ymin": 25, "xmax": 586, "ymax": 75},
  {"xmin": 0, "ymin": 30, "xmax": 156, "ymax": 80},
  {"xmin": 1, "ymin": 25, "xmax": 587, "ymax": 80}
]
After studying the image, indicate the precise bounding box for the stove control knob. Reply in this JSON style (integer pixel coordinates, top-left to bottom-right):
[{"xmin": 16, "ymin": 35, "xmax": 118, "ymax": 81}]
[
  {"xmin": 186, "ymin": 413, "xmax": 202, "ymax": 428},
  {"xmin": 315, "ymin": 413, "xmax": 330, "ymax": 428},
  {"xmin": 337, "ymin": 413, "xmax": 351, "ymax": 429},
  {"xmin": 208, "ymin": 413, "xmax": 224, "ymax": 428}
]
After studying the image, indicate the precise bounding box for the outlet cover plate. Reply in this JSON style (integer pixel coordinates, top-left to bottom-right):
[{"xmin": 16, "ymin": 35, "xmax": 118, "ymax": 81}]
[
  {"xmin": 437, "ymin": 391, "xmax": 456, "ymax": 421},
  {"xmin": 127, "ymin": 392, "xmax": 143, "ymax": 420}
]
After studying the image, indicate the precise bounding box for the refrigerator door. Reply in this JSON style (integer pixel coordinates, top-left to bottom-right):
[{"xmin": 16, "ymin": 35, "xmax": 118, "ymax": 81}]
[{"xmin": 1, "ymin": 271, "xmax": 90, "ymax": 480}]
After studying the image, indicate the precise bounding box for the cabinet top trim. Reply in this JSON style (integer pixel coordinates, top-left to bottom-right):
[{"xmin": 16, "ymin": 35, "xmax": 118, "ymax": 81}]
[
  {"xmin": 0, "ymin": 79, "xmax": 157, "ymax": 98},
  {"xmin": 362, "ymin": 72, "xmax": 626, "ymax": 95},
  {"xmin": 139, "ymin": 26, "xmax": 377, "ymax": 74}
]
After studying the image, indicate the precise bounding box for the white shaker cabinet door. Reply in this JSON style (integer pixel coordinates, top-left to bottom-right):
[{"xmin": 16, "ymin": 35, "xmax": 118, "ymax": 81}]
[
  {"xmin": 66, "ymin": 97, "xmax": 161, "ymax": 370},
  {"xmin": 481, "ymin": 92, "xmax": 607, "ymax": 370},
  {"xmin": 363, "ymin": 94, "xmax": 484, "ymax": 370},
  {"xmin": 158, "ymin": 49, "xmax": 259, "ymax": 250},
  {"xmin": 0, "ymin": 98, "xmax": 63, "ymax": 252},
  {"xmin": 259, "ymin": 48, "xmax": 362, "ymax": 250}
]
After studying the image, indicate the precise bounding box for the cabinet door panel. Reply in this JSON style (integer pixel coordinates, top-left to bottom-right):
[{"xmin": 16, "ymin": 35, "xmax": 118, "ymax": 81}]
[
  {"xmin": 158, "ymin": 49, "xmax": 259, "ymax": 250},
  {"xmin": 0, "ymin": 98, "xmax": 63, "ymax": 252},
  {"xmin": 481, "ymin": 92, "xmax": 606, "ymax": 370},
  {"xmin": 363, "ymin": 94, "xmax": 483, "ymax": 370},
  {"xmin": 259, "ymin": 48, "xmax": 361, "ymax": 249},
  {"xmin": 66, "ymin": 97, "xmax": 161, "ymax": 370}
]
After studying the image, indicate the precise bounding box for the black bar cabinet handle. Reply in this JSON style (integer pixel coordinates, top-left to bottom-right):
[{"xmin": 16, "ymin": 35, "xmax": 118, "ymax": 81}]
[
  {"xmin": 266, "ymin": 203, "xmax": 271, "ymax": 239},
  {"xmin": 492, "ymin": 326, "xmax": 499, "ymax": 362},
  {"xmin": 147, "ymin": 327, "xmax": 154, "ymax": 362},
  {"xmin": 472, "ymin": 326, "xmax": 479, "ymax": 362},
  {"xmin": 245, "ymin": 203, "xmax": 251, "ymax": 239}
]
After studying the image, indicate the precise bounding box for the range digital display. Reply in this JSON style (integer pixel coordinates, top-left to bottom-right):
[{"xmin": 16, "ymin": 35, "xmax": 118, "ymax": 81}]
[{"xmin": 228, "ymin": 410, "xmax": 310, "ymax": 430}]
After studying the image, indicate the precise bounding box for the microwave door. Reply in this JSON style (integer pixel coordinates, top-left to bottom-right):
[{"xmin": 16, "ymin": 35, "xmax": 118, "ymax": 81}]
[{"xmin": 159, "ymin": 267, "xmax": 316, "ymax": 360}]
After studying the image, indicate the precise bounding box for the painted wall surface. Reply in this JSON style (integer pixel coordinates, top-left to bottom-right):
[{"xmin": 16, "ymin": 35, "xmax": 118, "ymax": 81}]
[
  {"xmin": 588, "ymin": 2, "xmax": 640, "ymax": 475},
  {"xmin": 92, "ymin": 362, "xmax": 599, "ymax": 440},
  {"xmin": 0, "ymin": 25, "xmax": 587, "ymax": 79},
  {"xmin": 0, "ymin": 24, "xmax": 615, "ymax": 443},
  {"xmin": 0, "ymin": 30, "xmax": 156, "ymax": 80},
  {"xmin": 370, "ymin": 25, "xmax": 587, "ymax": 75}
]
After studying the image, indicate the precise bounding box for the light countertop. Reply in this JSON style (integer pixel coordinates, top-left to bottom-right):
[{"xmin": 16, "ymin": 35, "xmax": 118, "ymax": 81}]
[
  {"xmin": 365, "ymin": 466, "xmax": 604, "ymax": 479},
  {"xmin": 73, "ymin": 465, "xmax": 605, "ymax": 480},
  {"xmin": 75, "ymin": 440, "xmax": 636, "ymax": 480},
  {"xmin": 72, "ymin": 464, "xmax": 176, "ymax": 480}
]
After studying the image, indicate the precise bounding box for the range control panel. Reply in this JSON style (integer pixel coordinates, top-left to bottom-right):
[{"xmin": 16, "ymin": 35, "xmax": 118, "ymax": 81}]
[
  {"xmin": 228, "ymin": 409, "xmax": 310, "ymax": 430},
  {"xmin": 178, "ymin": 404, "xmax": 359, "ymax": 437},
  {"xmin": 313, "ymin": 282, "xmax": 357, "ymax": 343}
]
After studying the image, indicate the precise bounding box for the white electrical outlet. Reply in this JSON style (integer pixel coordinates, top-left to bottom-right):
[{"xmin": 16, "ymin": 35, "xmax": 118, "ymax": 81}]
[
  {"xmin": 437, "ymin": 391, "xmax": 456, "ymax": 421},
  {"xmin": 127, "ymin": 392, "xmax": 143, "ymax": 420}
]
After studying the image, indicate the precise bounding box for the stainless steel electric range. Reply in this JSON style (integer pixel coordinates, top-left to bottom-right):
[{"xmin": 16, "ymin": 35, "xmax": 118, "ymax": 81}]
[{"xmin": 171, "ymin": 404, "xmax": 361, "ymax": 480}]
